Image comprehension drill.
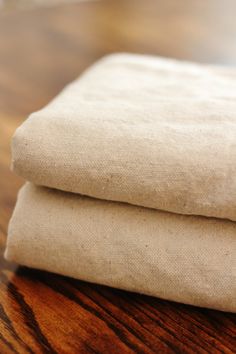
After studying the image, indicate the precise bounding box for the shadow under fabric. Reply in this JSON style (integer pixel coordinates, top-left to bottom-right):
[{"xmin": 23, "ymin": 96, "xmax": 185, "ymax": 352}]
[{"xmin": 5, "ymin": 54, "xmax": 236, "ymax": 312}]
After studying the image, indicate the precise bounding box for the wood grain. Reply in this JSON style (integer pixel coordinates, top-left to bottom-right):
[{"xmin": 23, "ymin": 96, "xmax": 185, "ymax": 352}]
[{"xmin": 0, "ymin": 0, "xmax": 236, "ymax": 352}]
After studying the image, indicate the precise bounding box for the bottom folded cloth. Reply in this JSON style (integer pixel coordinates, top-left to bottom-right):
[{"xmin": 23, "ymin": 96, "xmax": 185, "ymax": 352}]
[{"xmin": 5, "ymin": 183, "xmax": 236, "ymax": 312}]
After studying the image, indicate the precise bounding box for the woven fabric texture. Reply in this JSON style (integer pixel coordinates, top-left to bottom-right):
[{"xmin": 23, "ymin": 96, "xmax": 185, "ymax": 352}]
[
  {"xmin": 5, "ymin": 183, "xmax": 236, "ymax": 312},
  {"xmin": 6, "ymin": 54, "xmax": 236, "ymax": 312},
  {"xmin": 11, "ymin": 54, "xmax": 236, "ymax": 220}
]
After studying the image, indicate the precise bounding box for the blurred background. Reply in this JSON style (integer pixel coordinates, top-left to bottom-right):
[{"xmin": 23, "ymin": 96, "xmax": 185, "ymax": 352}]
[{"xmin": 0, "ymin": 0, "xmax": 236, "ymax": 119}]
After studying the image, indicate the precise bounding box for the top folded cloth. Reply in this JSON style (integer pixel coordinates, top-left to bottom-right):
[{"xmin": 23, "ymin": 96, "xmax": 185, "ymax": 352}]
[{"xmin": 12, "ymin": 53, "xmax": 236, "ymax": 220}]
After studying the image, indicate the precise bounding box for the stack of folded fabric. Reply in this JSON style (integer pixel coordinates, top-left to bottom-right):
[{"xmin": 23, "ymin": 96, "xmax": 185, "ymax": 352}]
[{"xmin": 5, "ymin": 54, "xmax": 236, "ymax": 312}]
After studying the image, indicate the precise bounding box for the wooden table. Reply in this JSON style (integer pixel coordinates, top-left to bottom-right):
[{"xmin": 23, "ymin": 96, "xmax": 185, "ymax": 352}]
[{"xmin": 0, "ymin": 0, "xmax": 236, "ymax": 352}]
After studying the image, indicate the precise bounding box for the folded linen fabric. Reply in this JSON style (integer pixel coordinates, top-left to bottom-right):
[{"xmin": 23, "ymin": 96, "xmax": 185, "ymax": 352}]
[
  {"xmin": 11, "ymin": 54, "xmax": 236, "ymax": 221},
  {"xmin": 5, "ymin": 183, "xmax": 236, "ymax": 312}
]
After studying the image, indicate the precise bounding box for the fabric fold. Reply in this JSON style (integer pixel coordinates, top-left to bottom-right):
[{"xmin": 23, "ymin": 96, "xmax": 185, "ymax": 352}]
[
  {"xmin": 6, "ymin": 54, "xmax": 236, "ymax": 312},
  {"xmin": 5, "ymin": 183, "xmax": 236, "ymax": 312},
  {"xmin": 11, "ymin": 54, "xmax": 236, "ymax": 221}
]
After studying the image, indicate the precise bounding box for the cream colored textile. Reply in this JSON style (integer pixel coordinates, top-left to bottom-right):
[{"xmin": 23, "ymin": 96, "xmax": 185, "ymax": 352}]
[
  {"xmin": 12, "ymin": 54, "xmax": 236, "ymax": 221},
  {"xmin": 5, "ymin": 183, "xmax": 236, "ymax": 312}
]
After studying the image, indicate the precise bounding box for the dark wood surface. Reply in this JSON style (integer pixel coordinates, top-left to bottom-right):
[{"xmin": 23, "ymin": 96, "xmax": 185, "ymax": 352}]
[{"xmin": 0, "ymin": 0, "xmax": 236, "ymax": 352}]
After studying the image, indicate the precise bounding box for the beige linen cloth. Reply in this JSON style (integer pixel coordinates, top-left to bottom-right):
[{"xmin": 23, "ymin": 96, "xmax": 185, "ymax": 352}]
[
  {"xmin": 5, "ymin": 54, "xmax": 236, "ymax": 312},
  {"xmin": 11, "ymin": 54, "xmax": 236, "ymax": 221},
  {"xmin": 6, "ymin": 183, "xmax": 236, "ymax": 312}
]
